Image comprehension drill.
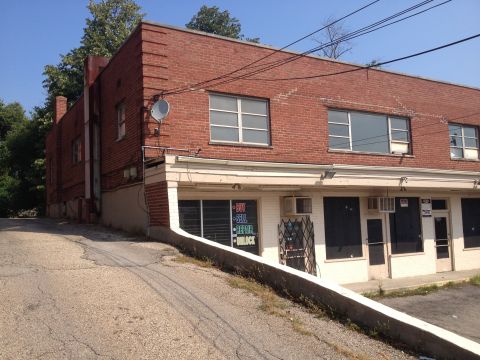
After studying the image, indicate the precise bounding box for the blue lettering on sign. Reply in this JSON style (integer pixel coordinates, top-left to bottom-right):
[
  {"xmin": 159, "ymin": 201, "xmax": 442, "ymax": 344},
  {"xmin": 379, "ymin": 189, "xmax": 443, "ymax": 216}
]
[{"xmin": 234, "ymin": 213, "xmax": 247, "ymax": 224}]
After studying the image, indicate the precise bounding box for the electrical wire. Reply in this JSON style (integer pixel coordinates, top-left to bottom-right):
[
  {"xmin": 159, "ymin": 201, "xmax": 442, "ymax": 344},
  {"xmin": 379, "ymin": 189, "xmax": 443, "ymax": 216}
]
[
  {"xmin": 163, "ymin": 0, "xmax": 448, "ymax": 96},
  {"xmin": 161, "ymin": 0, "xmax": 382, "ymax": 96},
  {"xmin": 251, "ymin": 32, "xmax": 480, "ymax": 81}
]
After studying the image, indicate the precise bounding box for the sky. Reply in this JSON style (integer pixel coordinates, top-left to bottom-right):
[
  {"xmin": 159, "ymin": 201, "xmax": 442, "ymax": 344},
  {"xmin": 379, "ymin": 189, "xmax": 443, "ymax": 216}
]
[{"xmin": 0, "ymin": 0, "xmax": 479, "ymax": 115}]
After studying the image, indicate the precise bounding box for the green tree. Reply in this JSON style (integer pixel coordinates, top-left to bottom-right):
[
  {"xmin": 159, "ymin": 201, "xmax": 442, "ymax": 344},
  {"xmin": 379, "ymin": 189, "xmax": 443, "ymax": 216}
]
[
  {"xmin": 43, "ymin": 0, "xmax": 144, "ymax": 113},
  {"xmin": 186, "ymin": 5, "xmax": 259, "ymax": 43},
  {"xmin": 0, "ymin": 1, "xmax": 144, "ymax": 217},
  {"xmin": 0, "ymin": 99, "xmax": 27, "ymax": 140}
]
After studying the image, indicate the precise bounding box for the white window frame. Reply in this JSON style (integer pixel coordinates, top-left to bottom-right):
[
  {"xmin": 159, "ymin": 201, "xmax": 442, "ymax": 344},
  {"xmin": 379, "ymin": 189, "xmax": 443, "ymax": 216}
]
[
  {"xmin": 116, "ymin": 102, "xmax": 126, "ymax": 140},
  {"xmin": 449, "ymin": 123, "xmax": 479, "ymax": 160},
  {"xmin": 209, "ymin": 94, "xmax": 270, "ymax": 146},
  {"xmin": 328, "ymin": 110, "xmax": 411, "ymax": 154}
]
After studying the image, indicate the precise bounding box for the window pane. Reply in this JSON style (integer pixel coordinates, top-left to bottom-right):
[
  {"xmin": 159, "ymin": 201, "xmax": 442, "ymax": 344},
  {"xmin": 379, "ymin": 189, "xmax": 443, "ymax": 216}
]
[
  {"xmin": 324, "ymin": 197, "xmax": 363, "ymax": 259},
  {"xmin": 463, "ymin": 126, "xmax": 477, "ymax": 138},
  {"xmin": 449, "ymin": 124, "xmax": 462, "ymax": 136},
  {"xmin": 232, "ymin": 200, "xmax": 259, "ymax": 255},
  {"xmin": 328, "ymin": 123, "xmax": 349, "ymax": 137},
  {"xmin": 390, "ymin": 117, "xmax": 408, "ymax": 130},
  {"xmin": 202, "ymin": 200, "xmax": 231, "ymax": 246},
  {"xmin": 351, "ymin": 113, "xmax": 389, "ymax": 153},
  {"xmin": 432, "ymin": 199, "xmax": 447, "ymax": 210},
  {"xmin": 179, "ymin": 200, "xmax": 202, "ymax": 237},
  {"xmin": 328, "ymin": 110, "xmax": 349, "ymax": 124},
  {"xmin": 210, "ymin": 95, "xmax": 237, "ymax": 111},
  {"xmin": 450, "ymin": 148, "xmax": 463, "ymax": 158},
  {"xmin": 243, "ymin": 129, "xmax": 269, "ymax": 144},
  {"xmin": 211, "ymin": 126, "xmax": 239, "ymax": 142},
  {"xmin": 465, "ymin": 137, "xmax": 478, "ymax": 148},
  {"xmin": 329, "ymin": 136, "xmax": 350, "ymax": 150},
  {"xmin": 242, "ymin": 114, "xmax": 268, "ymax": 129},
  {"xmin": 210, "ymin": 110, "xmax": 238, "ymax": 126},
  {"xmin": 391, "ymin": 130, "xmax": 409, "ymax": 142},
  {"xmin": 241, "ymin": 99, "xmax": 267, "ymax": 115},
  {"xmin": 461, "ymin": 198, "xmax": 480, "ymax": 248},
  {"xmin": 450, "ymin": 136, "xmax": 463, "ymax": 147}
]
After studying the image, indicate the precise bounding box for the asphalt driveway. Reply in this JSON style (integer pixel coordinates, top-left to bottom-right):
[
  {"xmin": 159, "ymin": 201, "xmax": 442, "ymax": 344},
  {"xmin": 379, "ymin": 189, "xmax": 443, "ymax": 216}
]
[
  {"xmin": 0, "ymin": 218, "xmax": 414, "ymax": 360},
  {"xmin": 379, "ymin": 284, "xmax": 480, "ymax": 343}
]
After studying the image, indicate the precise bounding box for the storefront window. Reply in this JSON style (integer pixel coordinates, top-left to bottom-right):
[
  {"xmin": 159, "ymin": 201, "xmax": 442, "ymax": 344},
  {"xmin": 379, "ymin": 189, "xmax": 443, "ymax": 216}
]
[
  {"xmin": 461, "ymin": 198, "xmax": 480, "ymax": 248},
  {"xmin": 389, "ymin": 197, "xmax": 423, "ymax": 254},
  {"xmin": 323, "ymin": 197, "xmax": 362, "ymax": 259},
  {"xmin": 178, "ymin": 199, "xmax": 259, "ymax": 255}
]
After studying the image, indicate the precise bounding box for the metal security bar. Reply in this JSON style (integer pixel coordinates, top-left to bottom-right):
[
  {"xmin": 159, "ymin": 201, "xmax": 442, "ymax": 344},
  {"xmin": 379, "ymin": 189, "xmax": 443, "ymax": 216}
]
[{"xmin": 278, "ymin": 216, "xmax": 316, "ymax": 276}]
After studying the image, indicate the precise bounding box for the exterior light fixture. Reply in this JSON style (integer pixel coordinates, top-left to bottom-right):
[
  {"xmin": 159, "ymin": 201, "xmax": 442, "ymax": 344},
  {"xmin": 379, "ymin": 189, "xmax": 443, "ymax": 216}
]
[
  {"xmin": 400, "ymin": 176, "xmax": 408, "ymax": 192},
  {"xmin": 321, "ymin": 170, "xmax": 336, "ymax": 180}
]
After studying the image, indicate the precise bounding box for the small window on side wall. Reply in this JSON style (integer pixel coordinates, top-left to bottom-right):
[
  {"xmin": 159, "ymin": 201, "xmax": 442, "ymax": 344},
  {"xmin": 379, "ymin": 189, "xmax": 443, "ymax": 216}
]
[
  {"xmin": 72, "ymin": 137, "xmax": 81, "ymax": 164},
  {"xmin": 116, "ymin": 102, "xmax": 126, "ymax": 140}
]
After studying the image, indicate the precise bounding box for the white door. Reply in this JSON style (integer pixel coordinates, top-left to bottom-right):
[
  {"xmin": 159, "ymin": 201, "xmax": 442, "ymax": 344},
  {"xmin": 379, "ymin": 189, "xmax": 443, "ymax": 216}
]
[
  {"xmin": 434, "ymin": 213, "xmax": 452, "ymax": 272},
  {"xmin": 367, "ymin": 218, "xmax": 389, "ymax": 279}
]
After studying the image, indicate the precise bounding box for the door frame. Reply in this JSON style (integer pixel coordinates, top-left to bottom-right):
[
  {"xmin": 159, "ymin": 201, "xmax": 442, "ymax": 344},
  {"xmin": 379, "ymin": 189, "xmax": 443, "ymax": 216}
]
[
  {"xmin": 364, "ymin": 214, "xmax": 390, "ymax": 280},
  {"xmin": 432, "ymin": 208, "xmax": 454, "ymax": 272}
]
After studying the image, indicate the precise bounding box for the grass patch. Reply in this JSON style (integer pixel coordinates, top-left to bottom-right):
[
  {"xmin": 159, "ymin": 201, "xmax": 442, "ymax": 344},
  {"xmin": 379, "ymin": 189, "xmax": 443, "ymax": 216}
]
[
  {"xmin": 363, "ymin": 281, "xmax": 461, "ymax": 299},
  {"xmin": 226, "ymin": 276, "xmax": 316, "ymax": 336},
  {"xmin": 173, "ymin": 255, "xmax": 214, "ymax": 268},
  {"xmin": 470, "ymin": 274, "xmax": 480, "ymax": 286},
  {"xmin": 227, "ymin": 277, "xmax": 289, "ymax": 315}
]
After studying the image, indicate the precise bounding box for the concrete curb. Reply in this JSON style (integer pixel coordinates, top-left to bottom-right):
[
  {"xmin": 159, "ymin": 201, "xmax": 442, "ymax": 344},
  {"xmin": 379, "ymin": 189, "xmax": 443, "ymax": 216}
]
[{"xmin": 150, "ymin": 226, "xmax": 480, "ymax": 360}]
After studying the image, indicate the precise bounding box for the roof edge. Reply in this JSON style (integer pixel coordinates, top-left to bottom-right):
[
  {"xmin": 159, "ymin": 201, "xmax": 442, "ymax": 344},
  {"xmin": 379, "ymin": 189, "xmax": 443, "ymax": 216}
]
[{"xmin": 141, "ymin": 20, "xmax": 480, "ymax": 93}]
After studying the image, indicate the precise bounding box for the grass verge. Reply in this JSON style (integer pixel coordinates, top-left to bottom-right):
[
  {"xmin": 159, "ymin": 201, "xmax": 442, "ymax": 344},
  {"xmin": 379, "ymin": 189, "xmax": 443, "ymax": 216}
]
[
  {"xmin": 226, "ymin": 276, "xmax": 314, "ymax": 336},
  {"xmin": 363, "ymin": 281, "xmax": 461, "ymax": 299},
  {"xmin": 173, "ymin": 255, "xmax": 214, "ymax": 268}
]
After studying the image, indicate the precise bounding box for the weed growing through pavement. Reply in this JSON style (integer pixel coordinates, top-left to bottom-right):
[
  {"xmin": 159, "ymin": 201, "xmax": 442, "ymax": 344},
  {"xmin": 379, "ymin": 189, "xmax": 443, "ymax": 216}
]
[{"xmin": 469, "ymin": 274, "xmax": 480, "ymax": 286}]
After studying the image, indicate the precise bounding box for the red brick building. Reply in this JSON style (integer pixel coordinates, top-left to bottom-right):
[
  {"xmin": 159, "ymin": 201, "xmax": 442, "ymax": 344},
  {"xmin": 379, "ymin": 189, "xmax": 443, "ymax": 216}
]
[{"xmin": 46, "ymin": 21, "xmax": 480, "ymax": 284}]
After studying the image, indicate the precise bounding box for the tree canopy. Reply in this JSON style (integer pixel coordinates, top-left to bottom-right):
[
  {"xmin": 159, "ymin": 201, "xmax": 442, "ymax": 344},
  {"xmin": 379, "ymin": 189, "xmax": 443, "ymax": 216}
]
[
  {"xmin": 43, "ymin": 0, "xmax": 144, "ymax": 113},
  {"xmin": 186, "ymin": 5, "xmax": 259, "ymax": 43},
  {"xmin": 0, "ymin": 0, "xmax": 144, "ymax": 217}
]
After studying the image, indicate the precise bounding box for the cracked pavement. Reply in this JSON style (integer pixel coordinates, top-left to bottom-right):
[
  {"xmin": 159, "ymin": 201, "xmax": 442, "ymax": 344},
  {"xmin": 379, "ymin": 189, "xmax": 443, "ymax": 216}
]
[{"xmin": 0, "ymin": 218, "xmax": 414, "ymax": 359}]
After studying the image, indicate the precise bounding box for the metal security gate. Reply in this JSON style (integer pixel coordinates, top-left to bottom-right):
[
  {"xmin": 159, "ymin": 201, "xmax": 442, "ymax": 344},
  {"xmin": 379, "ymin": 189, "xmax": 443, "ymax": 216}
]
[{"xmin": 278, "ymin": 216, "xmax": 316, "ymax": 275}]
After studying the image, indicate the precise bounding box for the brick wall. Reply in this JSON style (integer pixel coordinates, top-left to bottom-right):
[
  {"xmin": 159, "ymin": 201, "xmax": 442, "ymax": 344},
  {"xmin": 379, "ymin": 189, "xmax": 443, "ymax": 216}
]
[
  {"xmin": 141, "ymin": 22, "xmax": 480, "ymax": 172},
  {"xmin": 99, "ymin": 27, "xmax": 144, "ymax": 191},
  {"xmin": 45, "ymin": 96, "xmax": 85, "ymax": 209},
  {"xmin": 145, "ymin": 181, "xmax": 169, "ymax": 226}
]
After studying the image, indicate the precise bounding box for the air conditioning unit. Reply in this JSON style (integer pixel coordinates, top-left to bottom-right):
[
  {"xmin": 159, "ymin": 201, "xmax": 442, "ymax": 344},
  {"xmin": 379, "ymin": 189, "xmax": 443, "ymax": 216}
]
[
  {"xmin": 283, "ymin": 196, "xmax": 312, "ymax": 216},
  {"xmin": 368, "ymin": 197, "xmax": 395, "ymax": 213}
]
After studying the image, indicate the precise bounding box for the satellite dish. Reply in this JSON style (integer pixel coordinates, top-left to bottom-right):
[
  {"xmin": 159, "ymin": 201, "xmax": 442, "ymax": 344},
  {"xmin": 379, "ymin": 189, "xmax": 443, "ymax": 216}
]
[{"xmin": 151, "ymin": 99, "xmax": 170, "ymax": 123}]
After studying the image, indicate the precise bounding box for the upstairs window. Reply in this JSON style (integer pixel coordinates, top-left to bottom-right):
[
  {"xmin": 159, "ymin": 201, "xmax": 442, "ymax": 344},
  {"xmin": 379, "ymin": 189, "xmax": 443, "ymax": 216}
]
[
  {"xmin": 116, "ymin": 102, "xmax": 126, "ymax": 140},
  {"xmin": 449, "ymin": 123, "xmax": 479, "ymax": 160},
  {"xmin": 209, "ymin": 94, "xmax": 270, "ymax": 146},
  {"xmin": 72, "ymin": 137, "xmax": 81, "ymax": 164},
  {"xmin": 328, "ymin": 110, "xmax": 410, "ymax": 155}
]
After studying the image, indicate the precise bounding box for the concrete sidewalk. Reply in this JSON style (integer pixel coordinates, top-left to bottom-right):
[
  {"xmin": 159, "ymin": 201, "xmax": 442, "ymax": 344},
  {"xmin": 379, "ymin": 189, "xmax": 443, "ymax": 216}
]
[{"xmin": 344, "ymin": 269, "xmax": 480, "ymax": 294}]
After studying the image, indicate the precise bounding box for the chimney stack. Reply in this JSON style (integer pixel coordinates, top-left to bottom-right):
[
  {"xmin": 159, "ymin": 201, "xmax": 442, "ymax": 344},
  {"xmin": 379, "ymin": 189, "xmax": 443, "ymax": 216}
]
[{"xmin": 54, "ymin": 96, "xmax": 67, "ymax": 123}]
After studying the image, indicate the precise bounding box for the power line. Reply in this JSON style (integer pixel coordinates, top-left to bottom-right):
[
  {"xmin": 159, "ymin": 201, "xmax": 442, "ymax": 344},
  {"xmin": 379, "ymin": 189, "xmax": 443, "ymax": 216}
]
[
  {"xmin": 161, "ymin": 0, "xmax": 382, "ymax": 96},
  {"xmin": 251, "ymin": 32, "xmax": 480, "ymax": 81},
  {"xmin": 164, "ymin": 0, "xmax": 447, "ymax": 96}
]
